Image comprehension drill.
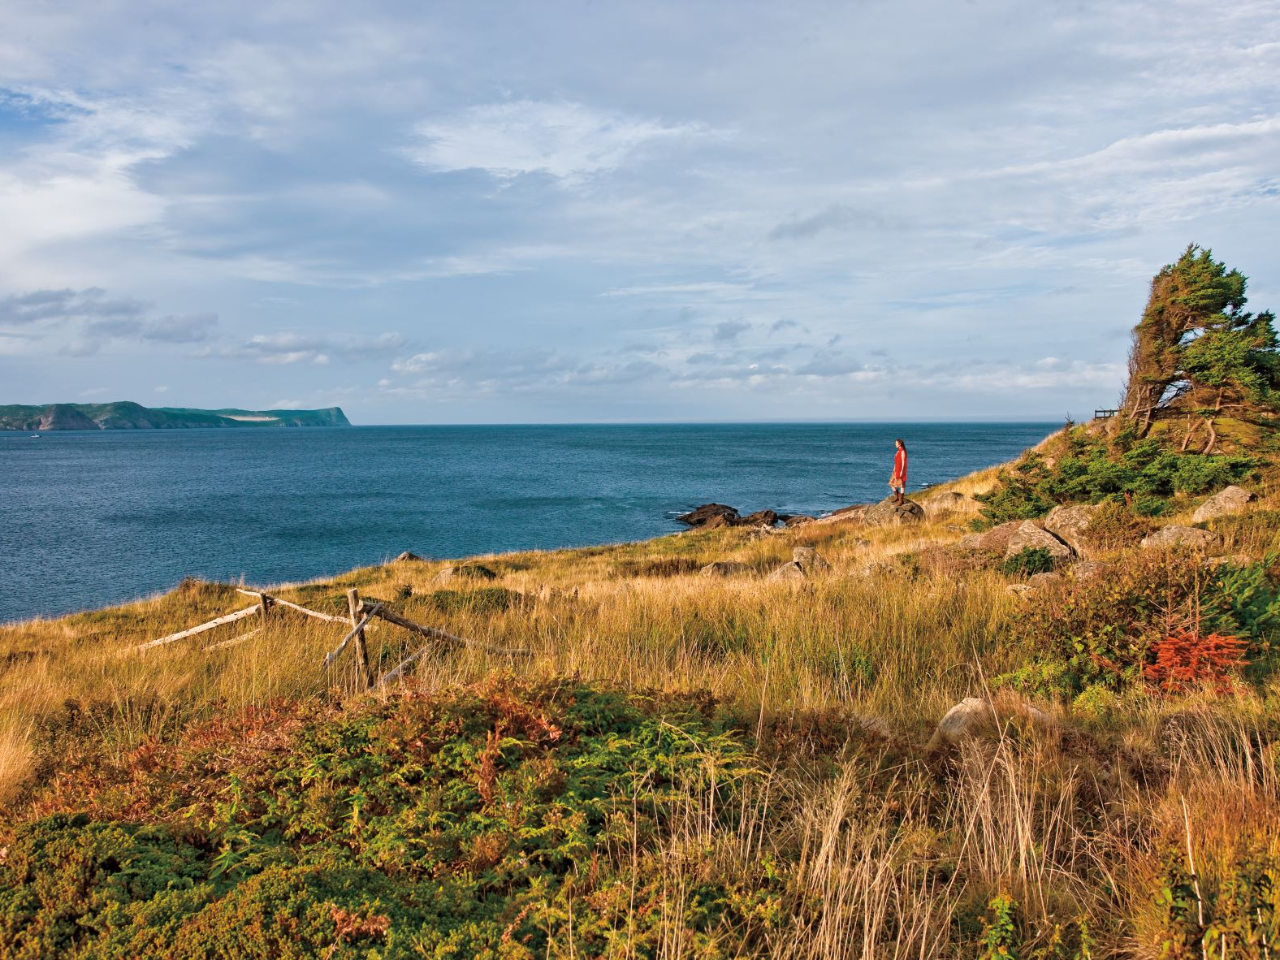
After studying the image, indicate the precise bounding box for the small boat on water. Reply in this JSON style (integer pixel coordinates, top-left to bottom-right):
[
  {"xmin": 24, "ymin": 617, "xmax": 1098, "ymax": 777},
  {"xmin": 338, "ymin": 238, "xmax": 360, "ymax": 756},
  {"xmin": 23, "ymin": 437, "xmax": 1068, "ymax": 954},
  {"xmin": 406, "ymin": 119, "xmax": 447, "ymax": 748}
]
[{"xmin": 31, "ymin": 434, "xmax": 41, "ymax": 439}]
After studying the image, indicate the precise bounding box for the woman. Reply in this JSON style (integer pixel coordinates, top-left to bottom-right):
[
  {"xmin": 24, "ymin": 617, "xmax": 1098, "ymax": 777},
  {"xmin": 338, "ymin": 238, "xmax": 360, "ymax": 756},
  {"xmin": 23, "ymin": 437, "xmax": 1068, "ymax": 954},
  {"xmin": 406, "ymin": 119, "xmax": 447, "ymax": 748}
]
[{"xmin": 889, "ymin": 438, "xmax": 908, "ymax": 505}]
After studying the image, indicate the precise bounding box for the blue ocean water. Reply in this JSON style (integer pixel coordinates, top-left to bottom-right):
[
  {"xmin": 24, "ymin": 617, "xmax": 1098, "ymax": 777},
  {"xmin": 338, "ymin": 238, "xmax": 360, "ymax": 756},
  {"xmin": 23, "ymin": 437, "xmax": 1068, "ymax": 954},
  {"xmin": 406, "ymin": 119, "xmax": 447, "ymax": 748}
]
[{"xmin": 0, "ymin": 423, "xmax": 1054, "ymax": 622}]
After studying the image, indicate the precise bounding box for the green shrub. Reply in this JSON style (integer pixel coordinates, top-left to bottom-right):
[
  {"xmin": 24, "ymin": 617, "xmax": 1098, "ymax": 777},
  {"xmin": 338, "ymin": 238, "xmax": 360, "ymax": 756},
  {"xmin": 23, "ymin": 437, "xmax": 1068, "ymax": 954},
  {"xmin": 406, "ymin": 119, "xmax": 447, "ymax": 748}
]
[
  {"xmin": 1003, "ymin": 547, "xmax": 1057, "ymax": 578},
  {"xmin": 0, "ymin": 681, "xmax": 774, "ymax": 959},
  {"xmin": 976, "ymin": 429, "xmax": 1259, "ymax": 527},
  {"xmin": 1008, "ymin": 554, "xmax": 1278, "ymax": 696}
]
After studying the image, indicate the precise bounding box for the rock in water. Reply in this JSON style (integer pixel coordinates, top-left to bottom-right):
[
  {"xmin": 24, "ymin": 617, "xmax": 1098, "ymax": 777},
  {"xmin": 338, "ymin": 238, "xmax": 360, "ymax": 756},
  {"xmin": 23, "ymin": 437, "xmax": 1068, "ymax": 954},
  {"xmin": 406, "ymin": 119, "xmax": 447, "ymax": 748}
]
[
  {"xmin": 1043, "ymin": 504, "xmax": 1099, "ymax": 552},
  {"xmin": 1192, "ymin": 485, "xmax": 1255, "ymax": 523},
  {"xmin": 676, "ymin": 503, "xmax": 741, "ymax": 527},
  {"xmin": 863, "ymin": 497, "xmax": 925, "ymax": 526},
  {"xmin": 925, "ymin": 697, "xmax": 997, "ymax": 750},
  {"xmin": 1004, "ymin": 521, "xmax": 1075, "ymax": 562},
  {"xmin": 1140, "ymin": 525, "xmax": 1224, "ymax": 551}
]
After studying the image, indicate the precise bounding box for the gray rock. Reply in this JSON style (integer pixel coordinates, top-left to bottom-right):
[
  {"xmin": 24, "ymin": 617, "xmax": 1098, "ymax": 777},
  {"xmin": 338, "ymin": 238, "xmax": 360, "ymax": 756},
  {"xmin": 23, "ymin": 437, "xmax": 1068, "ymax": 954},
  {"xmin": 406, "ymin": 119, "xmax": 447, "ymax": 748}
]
[
  {"xmin": 1192, "ymin": 485, "xmax": 1255, "ymax": 523},
  {"xmin": 925, "ymin": 697, "xmax": 997, "ymax": 750},
  {"xmin": 1070, "ymin": 560, "xmax": 1113, "ymax": 581},
  {"xmin": 393, "ymin": 551, "xmax": 425, "ymax": 562},
  {"xmin": 977, "ymin": 520, "xmax": 1025, "ymax": 554},
  {"xmin": 1141, "ymin": 525, "xmax": 1224, "ymax": 551},
  {"xmin": 699, "ymin": 560, "xmax": 750, "ymax": 577},
  {"xmin": 1004, "ymin": 521, "xmax": 1075, "ymax": 562},
  {"xmin": 767, "ymin": 560, "xmax": 807, "ymax": 582},
  {"xmin": 863, "ymin": 497, "xmax": 926, "ymax": 527},
  {"xmin": 792, "ymin": 546, "xmax": 830, "ymax": 573},
  {"xmin": 1027, "ymin": 571, "xmax": 1065, "ymax": 587},
  {"xmin": 1043, "ymin": 503, "xmax": 1100, "ymax": 552},
  {"xmin": 433, "ymin": 563, "xmax": 499, "ymax": 584}
]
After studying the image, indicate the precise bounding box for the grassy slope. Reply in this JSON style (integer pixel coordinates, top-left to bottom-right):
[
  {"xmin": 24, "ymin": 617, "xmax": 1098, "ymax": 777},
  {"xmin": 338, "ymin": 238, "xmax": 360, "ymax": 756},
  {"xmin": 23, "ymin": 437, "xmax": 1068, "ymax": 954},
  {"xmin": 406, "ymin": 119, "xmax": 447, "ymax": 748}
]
[{"xmin": 3, "ymin": 435, "xmax": 1280, "ymax": 957}]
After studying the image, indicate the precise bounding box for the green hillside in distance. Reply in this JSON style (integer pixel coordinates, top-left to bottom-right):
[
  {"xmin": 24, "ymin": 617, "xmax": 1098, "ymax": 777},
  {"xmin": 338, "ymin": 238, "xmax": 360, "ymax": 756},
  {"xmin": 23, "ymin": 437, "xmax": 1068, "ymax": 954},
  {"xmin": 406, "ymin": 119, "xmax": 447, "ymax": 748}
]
[{"xmin": 0, "ymin": 401, "xmax": 351, "ymax": 431}]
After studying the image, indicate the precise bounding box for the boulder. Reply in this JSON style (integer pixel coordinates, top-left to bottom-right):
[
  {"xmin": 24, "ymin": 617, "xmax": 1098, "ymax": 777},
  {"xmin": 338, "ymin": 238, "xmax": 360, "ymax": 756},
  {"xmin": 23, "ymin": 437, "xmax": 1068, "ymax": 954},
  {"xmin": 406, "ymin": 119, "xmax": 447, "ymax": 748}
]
[
  {"xmin": 699, "ymin": 560, "xmax": 750, "ymax": 577},
  {"xmin": 1027, "ymin": 571, "xmax": 1065, "ymax": 587},
  {"xmin": 975, "ymin": 520, "xmax": 1024, "ymax": 554},
  {"xmin": 1004, "ymin": 521, "xmax": 1075, "ymax": 563},
  {"xmin": 393, "ymin": 551, "xmax": 425, "ymax": 563},
  {"xmin": 1192, "ymin": 485, "xmax": 1255, "ymax": 523},
  {"xmin": 766, "ymin": 560, "xmax": 806, "ymax": 582},
  {"xmin": 1043, "ymin": 504, "xmax": 1099, "ymax": 552},
  {"xmin": 925, "ymin": 697, "xmax": 997, "ymax": 750},
  {"xmin": 863, "ymin": 497, "xmax": 926, "ymax": 527},
  {"xmin": 792, "ymin": 546, "xmax": 830, "ymax": 573},
  {"xmin": 740, "ymin": 509, "xmax": 782, "ymax": 527},
  {"xmin": 1140, "ymin": 525, "xmax": 1224, "ymax": 551},
  {"xmin": 677, "ymin": 503, "xmax": 740, "ymax": 528},
  {"xmin": 1070, "ymin": 560, "xmax": 1113, "ymax": 581},
  {"xmin": 784, "ymin": 514, "xmax": 816, "ymax": 527},
  {"xmin": 432, "ymin": 563, "xmax": 499, "ymax": 585}
]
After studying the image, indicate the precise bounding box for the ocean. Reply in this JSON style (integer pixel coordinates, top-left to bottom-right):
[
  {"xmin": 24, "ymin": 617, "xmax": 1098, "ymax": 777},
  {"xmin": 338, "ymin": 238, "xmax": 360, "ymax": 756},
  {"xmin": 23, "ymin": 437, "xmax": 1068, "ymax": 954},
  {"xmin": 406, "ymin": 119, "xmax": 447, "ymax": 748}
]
[{"xmin": 0, "ymin": 422, "xmax": 1054, "ymax": 622}]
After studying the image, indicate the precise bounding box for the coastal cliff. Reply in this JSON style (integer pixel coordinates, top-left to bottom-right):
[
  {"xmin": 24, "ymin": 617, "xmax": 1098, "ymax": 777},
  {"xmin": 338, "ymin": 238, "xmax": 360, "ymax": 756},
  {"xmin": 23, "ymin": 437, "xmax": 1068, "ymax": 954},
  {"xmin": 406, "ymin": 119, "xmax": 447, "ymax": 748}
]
[{"xmin": 0, "ymin": 401, "xmax": 351, "ymax": 430}]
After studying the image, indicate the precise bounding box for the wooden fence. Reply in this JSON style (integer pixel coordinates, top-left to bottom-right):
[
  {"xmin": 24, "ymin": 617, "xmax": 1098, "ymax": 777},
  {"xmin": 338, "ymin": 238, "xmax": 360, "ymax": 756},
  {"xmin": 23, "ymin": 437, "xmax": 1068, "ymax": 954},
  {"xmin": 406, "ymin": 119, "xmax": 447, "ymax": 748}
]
[{"xmin": 135, "ymin": 586, "xmax": 529, "ymax": 691}]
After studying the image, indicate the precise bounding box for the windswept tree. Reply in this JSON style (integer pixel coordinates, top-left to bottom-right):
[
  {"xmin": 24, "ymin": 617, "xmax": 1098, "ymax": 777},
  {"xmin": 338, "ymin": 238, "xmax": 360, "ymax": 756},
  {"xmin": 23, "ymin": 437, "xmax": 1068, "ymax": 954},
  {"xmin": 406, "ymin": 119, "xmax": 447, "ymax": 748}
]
[{"xmin": 1119, "ymin": 244, "xmax": 1278, "ymax": 451}]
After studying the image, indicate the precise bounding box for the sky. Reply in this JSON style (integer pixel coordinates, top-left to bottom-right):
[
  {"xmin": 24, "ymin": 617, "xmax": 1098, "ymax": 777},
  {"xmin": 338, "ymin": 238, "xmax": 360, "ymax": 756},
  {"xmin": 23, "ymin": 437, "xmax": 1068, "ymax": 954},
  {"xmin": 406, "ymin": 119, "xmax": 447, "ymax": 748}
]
[{"xmin": 0, "ymin": 1, "xmax": 1277, "ymax": 424}]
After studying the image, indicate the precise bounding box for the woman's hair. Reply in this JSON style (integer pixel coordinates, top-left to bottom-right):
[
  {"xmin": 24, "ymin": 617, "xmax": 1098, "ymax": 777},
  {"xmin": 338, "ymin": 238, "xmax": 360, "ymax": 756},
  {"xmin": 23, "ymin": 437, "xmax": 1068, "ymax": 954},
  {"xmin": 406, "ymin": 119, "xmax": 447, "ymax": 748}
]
[{"xmin": 895, "ymin": 438, "xmax": 906, "ymax": 449}]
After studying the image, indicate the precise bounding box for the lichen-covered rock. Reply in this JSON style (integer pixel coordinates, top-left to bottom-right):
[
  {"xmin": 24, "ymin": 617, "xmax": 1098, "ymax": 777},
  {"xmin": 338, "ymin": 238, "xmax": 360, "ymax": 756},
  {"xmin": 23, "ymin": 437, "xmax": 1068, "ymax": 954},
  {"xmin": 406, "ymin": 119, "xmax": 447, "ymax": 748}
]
[
  {"xmin": 863, "ymin": 497, "xmax": 926, "ymax": 526},
  {"xmin": 1192, "ymin": 485, "xmax": 1256, "ymax": 523},
  {"xmin": 1140, "ymin": 525, "xmax": 1224, "ymax": 551},
  {"xmin": 766, "ymin": 560, "xmax": 806, "ymax": 581},
  {"xmin": 1004, "ymin": 521, "xmax": 1074, "ymax": 562},
  {"xmin": 925, "ymin": 697, "xmax": 997, "ymax": 750},
  {"xmin": 1043, "ymin": 503, "xmax": 1100, "ymax": 552},
  {"xmin": 791, "ymin": 546, "xmax": 830, "ymax": 573},
  {"xmin": 1027, "ymin": 571, "xmax": 1064, "ymax": 587},
  {"xmin": 975, "ymin": 520, "xmax": 1024, "ymax": 554}
]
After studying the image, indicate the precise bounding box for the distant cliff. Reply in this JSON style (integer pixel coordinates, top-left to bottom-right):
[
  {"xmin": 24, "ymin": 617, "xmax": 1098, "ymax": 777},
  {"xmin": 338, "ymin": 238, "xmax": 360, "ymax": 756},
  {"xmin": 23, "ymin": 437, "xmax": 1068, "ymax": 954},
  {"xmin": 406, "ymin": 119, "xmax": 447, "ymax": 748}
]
[{"xmin": 0, "ymin": 402, "xmax": 352, "ymax": 430}]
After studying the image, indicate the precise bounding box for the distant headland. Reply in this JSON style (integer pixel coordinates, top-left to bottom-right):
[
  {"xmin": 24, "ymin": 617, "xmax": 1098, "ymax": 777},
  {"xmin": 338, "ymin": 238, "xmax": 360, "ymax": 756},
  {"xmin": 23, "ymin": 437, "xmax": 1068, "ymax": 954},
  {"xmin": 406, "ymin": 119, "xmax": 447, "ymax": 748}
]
[{"xmin": 0, "ymin": 401, "xmax": 351, "ymax": 431}]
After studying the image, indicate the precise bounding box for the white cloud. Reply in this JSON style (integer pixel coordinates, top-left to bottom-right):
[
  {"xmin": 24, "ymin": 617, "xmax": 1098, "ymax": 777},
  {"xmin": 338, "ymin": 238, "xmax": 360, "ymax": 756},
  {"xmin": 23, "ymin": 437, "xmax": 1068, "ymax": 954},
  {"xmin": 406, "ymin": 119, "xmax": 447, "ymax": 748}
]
[{"xmin": 406, "ymin": 100, "xmax": 715, "ymax": 182}]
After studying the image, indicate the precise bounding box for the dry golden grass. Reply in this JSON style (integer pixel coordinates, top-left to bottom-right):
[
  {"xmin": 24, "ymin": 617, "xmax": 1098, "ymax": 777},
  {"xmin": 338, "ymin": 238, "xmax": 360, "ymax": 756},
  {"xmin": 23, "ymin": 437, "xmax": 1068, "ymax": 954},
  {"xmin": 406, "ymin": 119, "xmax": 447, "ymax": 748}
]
[
  {"xmin": 6, "ymin": 454, "xmax": 1280, "ymax": 956},
  {"xmin": 0, "ymin": 510, "xmax": 1018, "ymax": 791}
]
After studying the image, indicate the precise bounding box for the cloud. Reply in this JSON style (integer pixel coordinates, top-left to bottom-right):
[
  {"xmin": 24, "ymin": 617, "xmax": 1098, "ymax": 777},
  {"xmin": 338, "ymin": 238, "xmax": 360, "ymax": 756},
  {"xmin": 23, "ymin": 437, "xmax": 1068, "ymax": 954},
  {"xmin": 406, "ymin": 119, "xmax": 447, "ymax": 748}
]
[
  {"xmin": 713, "ymin": 320, "xmax": 750, "ymax": 342},
  {"xmin": 768, "ymin": 204, "xmax": 900, "ymax": 241},
  {"xmin": 0, "ymin": 287, "xmax": 145, "ymax": 326},
  {"xmin": 209, "ymin": 330, "xmax": 406, "ymax": 365},
  {"xmin": 406, "ymin": 100, "xmax": 714, "ymax": 182}
]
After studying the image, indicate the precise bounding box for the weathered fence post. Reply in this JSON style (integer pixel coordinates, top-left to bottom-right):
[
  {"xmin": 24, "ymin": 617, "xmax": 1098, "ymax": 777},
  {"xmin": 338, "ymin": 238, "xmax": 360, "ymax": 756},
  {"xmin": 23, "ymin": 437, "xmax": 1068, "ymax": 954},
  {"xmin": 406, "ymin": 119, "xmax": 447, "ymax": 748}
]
[
  {"xmin": 257, "ymin": 592, "xmax": 271, "ymax": 620},
  {"xmin": 347, "ymin": 588, "xmax": 374, "ymax": 690}
]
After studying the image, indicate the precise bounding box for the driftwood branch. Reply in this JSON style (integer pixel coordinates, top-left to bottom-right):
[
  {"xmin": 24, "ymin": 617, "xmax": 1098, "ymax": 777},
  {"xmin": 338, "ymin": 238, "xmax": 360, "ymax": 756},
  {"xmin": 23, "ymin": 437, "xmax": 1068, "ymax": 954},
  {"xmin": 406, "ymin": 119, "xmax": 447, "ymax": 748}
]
[
  {"xmin": 322, "ymin": 603, "xmax": 382, "ymax": 668},
  {"xmin": 235, "ymin": 589, "xmax": 348, "ymax": 624},
  {"xmin": 136, "ymin": 604, "xmax": 261, "ymax": 650}
]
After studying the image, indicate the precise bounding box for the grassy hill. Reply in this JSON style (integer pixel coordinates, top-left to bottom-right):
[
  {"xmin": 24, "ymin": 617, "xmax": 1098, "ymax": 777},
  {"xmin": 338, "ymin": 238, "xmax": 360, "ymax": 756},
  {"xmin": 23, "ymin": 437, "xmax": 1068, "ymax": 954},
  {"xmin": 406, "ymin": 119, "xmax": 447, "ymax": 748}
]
[
  {"xmin": 3, "ymin": 423, "xmax": 1280, "ymax": 957},
  {"xmin": 0, "ymin": 401, "xmax": 351, "ymax": 430}
]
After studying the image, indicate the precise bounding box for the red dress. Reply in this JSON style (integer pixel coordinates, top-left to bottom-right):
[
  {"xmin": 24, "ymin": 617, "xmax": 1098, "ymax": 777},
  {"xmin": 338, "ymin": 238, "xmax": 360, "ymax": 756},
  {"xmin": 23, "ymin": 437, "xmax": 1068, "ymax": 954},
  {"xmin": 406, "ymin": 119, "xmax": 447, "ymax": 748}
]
[{"xmin": 892, "ymin": 448, "xmax": 908, "ymax": 486}]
